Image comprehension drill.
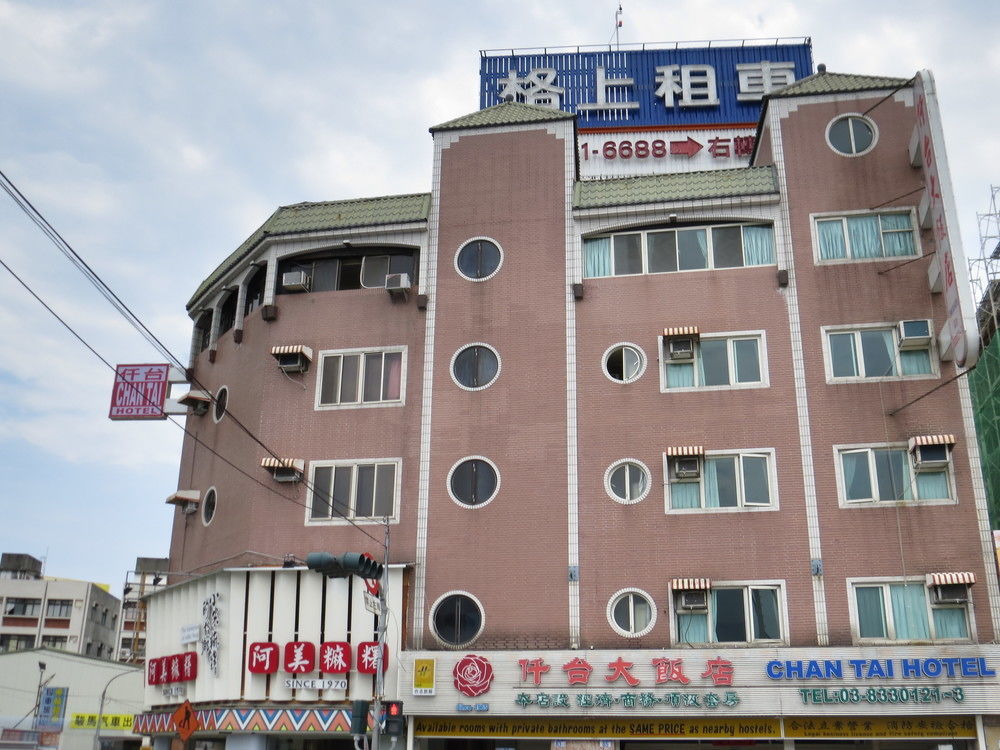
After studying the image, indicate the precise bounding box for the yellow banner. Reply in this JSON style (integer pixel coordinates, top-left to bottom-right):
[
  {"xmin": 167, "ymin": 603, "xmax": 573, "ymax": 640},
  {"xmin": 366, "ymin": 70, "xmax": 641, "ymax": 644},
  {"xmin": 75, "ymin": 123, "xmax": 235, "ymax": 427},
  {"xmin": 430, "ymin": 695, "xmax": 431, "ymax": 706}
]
[
  {"xmin": 784, "ymin": 716, "xmax": 976, "ymax": 739},
  {"xmin": 69, "ymin": 714, "xmax": 134, "ymax": 730},
  {"xmin": 414, "ymin": 716, "xmax": 780, "ymax": 739}
]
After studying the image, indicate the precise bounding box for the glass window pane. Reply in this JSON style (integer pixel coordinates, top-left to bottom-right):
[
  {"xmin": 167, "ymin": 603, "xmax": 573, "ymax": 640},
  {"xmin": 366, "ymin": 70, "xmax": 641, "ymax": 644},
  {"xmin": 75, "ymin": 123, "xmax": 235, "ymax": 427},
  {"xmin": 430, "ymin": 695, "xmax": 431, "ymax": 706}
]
[
  {"xmin": 712, "ymin": 226, "xmax": 744, "ymax": 268},
  {"xmin": 733, "ymin": 339, "xmax": 761, "ymax": 383},
  {"xmin": 340, "ymin": 354, "xmax": 360, "ymax": 403},
  {"xmin": 320, "ymin": 355, "xmax": 341, "ymax": 404},
  {"xmin": 454, "ymin": 346, "xmax": 498, "ymax": 388},
  {"xmin": 751, "ymin": 589, "xmax": 780, "ymax": 639},
  {"xmin": 874, "ymin": 449, "xmax": 912, "ymax": 501},
  {"xmin": 713, "ymin": 589, "xmax": 747, "ymax": 642},
  {"xmin": 458, "ymin": 240, "xmax": 501, "ymax": 279},
  {"xmin": 363, "ymin": 353, "xmax": 383, "ymax": 402},
  {"xmin": 901, "ymin": 348, "xmax": 931, "ymax": 375},
  {"xmin": 610, "ymin": 465, "xmax": 626, "ymax": 499},
  {"xmin": 706, "ymin": 456, "xmax": 737, "ymax": 507},
  {"xmin": 355, "ymin": 465, "xmax": 376, "ymax": 517},
  {"xmin": 850, "ymin": 117, "xmax": 874, "ymax": 152},
  {"xmin": 332, "ymin": 466, "xmax": 352, "ymax": 517},
  {"xmin": 742, "ymin": 455, "xmax": 771, "ymax": 505},
  {"xmin": 388, "ymin": 254, "xmax": 415, "ymax": 277},
  {"xmin": 311, "ymin": 466, "xmax": 333, "ymax": 518},
  {"xmin": 860, "ymin": 330, "xmax": 896, "ymax": 376},
  {"xmin": 373, "ymin": 464, "xmax": 395, "ymax": 516},
  {"xmin": 434, "ymin": 595, "xmax": 481, "ymax": 645},
  {"xmin": 612, "ymin": 596, "xmax": 631, "ymax": 630},
  {"xmin": 677, "ymin": 229, "xmax": 708, "ymax": 270},
  {"xmin": 312, "ymin": 258, "xmax": 340, "ymax": 292},
  {"xmin": 666, "ymin": 362, "xmax": 694, "ymax": 388},
  {"xmin": 632, "ymin": 596, "xmax": 652, "ymax": 631},
  {"xmin": 361, "ymin": 255, "xmax": 389, "ymax": 288},
  {"xmin": 856, "ymin": 587, "xmax": 887, "ymax": 638},
  {"xmin": 743, "ymin": 225, "xmax": 775, "ymax": 265},
  {"xmin": 829, "ymin": 333, "xmax": 858, "ymax": 377},
  {"xmin": 829, "ymin": 118, "xmax": 853, "ymax": 153},
  {"xmin": 382, "ymin": 352, "xmax": 402, "ymax": 400},
  {"xmin": 847, "ymin": 215, "xmax": 882, "ymax": 258},
  {"xmin": 677, "ymin": 612, "xmax": 708, "ymax": 643},
  {"xmin": 842, "ymin": 451, "xmax": 873, "ymax": 501},
  {"xmin": 817, "ymin": 220, "xmax": 847, "ymax": 259},
  {"xmin": 699, "ymin": 340, "xmax": 730, "ymax": 386},
  {"xmin": 670, "ymin": 481, "xmax": 700, "ymax": 509},
  {"xmin": 933, "ymin": 607, "xmax": 969, "ymax": 639},
  {"xmin": 475, "ymin": 348, "xmax": 499, "ymax": 386},
  {"xmin": 890, "ymin": 584, "xmax": 930, "ymax": 639},
  {"xmin": 583, "ymin": 238, "xmax": 611, "ymax": 278},
  {"xmin": 613, "ymin": 235, "xmax": 643, "ymax": 275},
  {"xmin": 647, "ymin": 232, "xmax": 677, "ymax": 273},
  {"xmin": 916, "ymin": 470, "xmax": 949, "ymax": 500}
]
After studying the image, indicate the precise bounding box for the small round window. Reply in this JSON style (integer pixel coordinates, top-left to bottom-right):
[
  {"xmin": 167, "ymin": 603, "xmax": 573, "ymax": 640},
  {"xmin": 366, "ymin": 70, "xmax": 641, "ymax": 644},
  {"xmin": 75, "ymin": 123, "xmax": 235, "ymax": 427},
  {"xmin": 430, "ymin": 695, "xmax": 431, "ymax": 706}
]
[
  {"xmin": 604, "ymin": 344, "xmax": 645, "ymax": 383},
  {"xmin": 605, "ymin": 460, "xmax": 650, "ymax": 504},
  {"xmin": 213, "ymin": 386, "xmax": 229, "ymax": 423},
  {"xmin": 202, "ymin": 487, "xmax": 217, "ymax": 526},
  {"xmin": 456, "ymin": 239, "xmax": 502, "ymax": 281},
  {"xmin": 452, "ymin": 344, "xmax": 500, "ymax": 390},
  {"xmin": 608, "ymin": 588, "xmax": 655, "ymax": 637},
  {"xmin": 431, "ymin": 592, "xmax": 484, "ymax": 646},
  {"xmin": 827, "ymin": 115, "xmax": 876, "ymax": 156},
  {"xmin": 449, "ymin": 457, "xmax": 500, "ymax": 507}
]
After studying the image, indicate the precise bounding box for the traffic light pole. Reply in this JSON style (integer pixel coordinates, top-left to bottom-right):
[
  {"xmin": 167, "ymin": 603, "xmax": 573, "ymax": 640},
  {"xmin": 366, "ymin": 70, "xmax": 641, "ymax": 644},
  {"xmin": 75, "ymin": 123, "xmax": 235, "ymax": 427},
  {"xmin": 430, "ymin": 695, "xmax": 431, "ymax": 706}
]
[{"xmin": 371, "ymin": 522, "xmax": 391, "ymax": 750}]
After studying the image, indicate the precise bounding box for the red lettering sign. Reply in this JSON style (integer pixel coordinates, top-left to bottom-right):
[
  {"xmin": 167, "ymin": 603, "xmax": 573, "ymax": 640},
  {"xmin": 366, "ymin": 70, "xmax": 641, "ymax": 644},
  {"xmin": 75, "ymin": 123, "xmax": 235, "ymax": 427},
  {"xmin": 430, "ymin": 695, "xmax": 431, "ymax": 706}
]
[{"xmin": 248, "ymin": 642, "xmax": 279, "ymax": 674}]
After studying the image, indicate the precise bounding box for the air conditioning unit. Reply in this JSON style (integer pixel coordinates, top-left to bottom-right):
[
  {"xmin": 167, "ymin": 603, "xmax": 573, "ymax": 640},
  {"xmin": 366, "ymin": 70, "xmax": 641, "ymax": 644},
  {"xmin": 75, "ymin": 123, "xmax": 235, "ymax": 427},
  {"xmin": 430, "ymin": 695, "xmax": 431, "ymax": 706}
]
[
  {"xmin": 385, "ymin": 273, "xmax": 411, "ymax": 291},
  {"xmin": 898, "ymin": 319, "xmax": 932, "ymax": 349},
  {"xmin": 272, "ymin": 466, "xmax": 303, "ymax": 483},
  {"xmin": 932, "ymin": 583, "xmax": 969, "ymax": 605},
  {"xmin": 678, "ymin": 590, "xmax": 709, "ymax": 610},
  {"xmin": 276, "ymin": 352, "xmax": 309, "ymax": 374},
  {"xmin": 282, "ymin": 270, "xmax": 311, "ymax": 292},
  {"xmin": 913, "ymin": 443, "xmax": 949, "ymax": 471},
  {"xmin": 673, "ymin": 456, "xmax": 701, "ymax": 479},
  {"xmin": 668, "ymin": 338, "xmax": 695, "ymax": 360}
]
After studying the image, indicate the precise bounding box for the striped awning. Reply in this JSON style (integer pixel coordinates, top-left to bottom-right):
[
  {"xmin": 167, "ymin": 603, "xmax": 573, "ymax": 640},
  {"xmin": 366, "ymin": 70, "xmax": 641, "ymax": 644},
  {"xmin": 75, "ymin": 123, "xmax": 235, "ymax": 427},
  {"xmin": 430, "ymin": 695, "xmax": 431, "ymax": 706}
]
[
  {"xmin": 260, "ymin": 457, "xmax": 305, "ymax": 471},
  {"xmin": 908, "ymin": 434, "xmax": 956, "ymax": 451},
  {"xmin": 663, "ymin": 326, "xmax": 700, "ymax": 338},
  {"xmin": 672, "ymin": 578, "xmax": 711, "ymax": 591},
  {"xmin": 165, "ymin": 490, "xmax": 200, "ymax": 506},
  {"xmin": 271, "ymin": 345, "xmax": 313, "ymax": 360},
  {"xmin": 665, "ymin": 445, "xmax": 705, "ymax": 456},
  {"xmin": 926, "ymin": 572, "xmax": 976, "ymax": 587}
]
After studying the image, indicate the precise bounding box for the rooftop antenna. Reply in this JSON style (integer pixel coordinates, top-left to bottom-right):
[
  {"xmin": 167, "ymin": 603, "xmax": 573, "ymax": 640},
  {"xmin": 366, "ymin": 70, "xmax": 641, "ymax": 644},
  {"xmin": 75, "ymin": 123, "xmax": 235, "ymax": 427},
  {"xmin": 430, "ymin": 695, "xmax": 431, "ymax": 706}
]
[{"xmin": 614, "ymin": 3, "xmax": 623, "ymax": 49}]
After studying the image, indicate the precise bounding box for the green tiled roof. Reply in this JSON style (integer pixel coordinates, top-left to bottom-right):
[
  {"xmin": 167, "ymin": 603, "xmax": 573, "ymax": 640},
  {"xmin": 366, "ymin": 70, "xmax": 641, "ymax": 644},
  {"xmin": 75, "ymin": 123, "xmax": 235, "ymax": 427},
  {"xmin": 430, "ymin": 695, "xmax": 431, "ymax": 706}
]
[
  {"xmin": 188, "ymin": 193, "xmax": 431, "ymax": 309},
  {"xmin": 573, "ymin": 166, "xmax": 778, "ymax": 209},
  {"xmin": 770, "ymin": 71, "xmax": 912, "ymax": 98},
  {"xmin": 430, "ymin": 100, "xmax": 575, "ymax": 133}
]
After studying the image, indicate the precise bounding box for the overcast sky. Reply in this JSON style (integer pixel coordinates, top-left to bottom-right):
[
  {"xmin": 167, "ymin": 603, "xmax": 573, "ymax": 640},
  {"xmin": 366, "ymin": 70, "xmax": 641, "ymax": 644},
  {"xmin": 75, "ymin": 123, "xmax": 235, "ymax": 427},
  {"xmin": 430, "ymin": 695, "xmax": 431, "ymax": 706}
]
[{"xmin": 1, "ymin": 0, "xmax": 998, "ymax": 591}]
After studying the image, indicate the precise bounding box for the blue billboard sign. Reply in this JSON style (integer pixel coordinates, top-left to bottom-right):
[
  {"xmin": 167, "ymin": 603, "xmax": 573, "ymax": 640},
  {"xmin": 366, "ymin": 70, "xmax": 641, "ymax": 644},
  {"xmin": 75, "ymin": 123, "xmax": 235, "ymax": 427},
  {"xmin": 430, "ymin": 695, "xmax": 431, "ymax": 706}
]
[{"xmin": 480, "ymin": 40, "xmax": 813, "ymax": 130}]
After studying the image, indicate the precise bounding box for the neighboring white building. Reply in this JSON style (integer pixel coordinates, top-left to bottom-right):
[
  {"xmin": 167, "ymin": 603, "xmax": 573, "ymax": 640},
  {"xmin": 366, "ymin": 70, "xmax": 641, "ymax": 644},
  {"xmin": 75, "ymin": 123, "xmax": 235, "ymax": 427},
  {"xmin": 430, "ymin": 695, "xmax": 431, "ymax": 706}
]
[{"xmin": 0, "ymin": 554, "xmax": 119, "ymax": 660}]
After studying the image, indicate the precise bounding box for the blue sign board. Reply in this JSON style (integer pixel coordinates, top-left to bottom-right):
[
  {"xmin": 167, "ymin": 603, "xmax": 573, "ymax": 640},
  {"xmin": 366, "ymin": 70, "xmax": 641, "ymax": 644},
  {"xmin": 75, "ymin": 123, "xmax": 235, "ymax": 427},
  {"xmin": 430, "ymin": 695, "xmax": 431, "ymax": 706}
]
[
  {"xmin": 37, "ymin": 686, "xmax": 69, "ymax": 732},
  {"xmin": 480, "ymin": 41, "xmax": 813, "ymax": 129}
]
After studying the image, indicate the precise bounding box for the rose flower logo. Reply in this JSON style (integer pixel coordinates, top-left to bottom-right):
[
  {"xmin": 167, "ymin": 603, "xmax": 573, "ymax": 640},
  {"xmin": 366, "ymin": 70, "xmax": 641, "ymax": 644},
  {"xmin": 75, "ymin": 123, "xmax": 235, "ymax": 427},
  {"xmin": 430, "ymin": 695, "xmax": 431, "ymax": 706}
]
[{"xmin": 453, "ymin": 654, "xmax": 494, "ymax": 697}]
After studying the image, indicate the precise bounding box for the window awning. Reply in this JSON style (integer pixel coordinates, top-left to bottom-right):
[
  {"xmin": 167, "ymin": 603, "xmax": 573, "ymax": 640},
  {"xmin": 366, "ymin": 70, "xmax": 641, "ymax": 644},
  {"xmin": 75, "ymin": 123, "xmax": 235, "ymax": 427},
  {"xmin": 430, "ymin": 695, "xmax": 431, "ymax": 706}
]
[
  {"xmin": 663, "ymin": 326, "xmax": 700, "ymax": 338},
  {"xmin": 176, "ymin": 389, "xmax": 210, "ymax": 404},
  {"xmin": 260, "ymin": 457, "xmax": 305, "ymax": 471},
  {"xmin": 270, "ymin": 345, "xmax": 313, "ymax": 360},
  {"xmin": 908, "ymin": 434, "xmax": 956, "ymax": 451},
  {"xmin": 925, "ymin": 572, "xmax": 975, "ymax": 586},
  {"xmin": 165, "ymin": 490, "xmax": 200, "ymax": 507},
  {"xmin": 671, "ymin": 578, "xmax": 711, "ymax": 591},
  {"xmin": 664, "ymin": 446, "xmax": 705, "ymax": 457}
]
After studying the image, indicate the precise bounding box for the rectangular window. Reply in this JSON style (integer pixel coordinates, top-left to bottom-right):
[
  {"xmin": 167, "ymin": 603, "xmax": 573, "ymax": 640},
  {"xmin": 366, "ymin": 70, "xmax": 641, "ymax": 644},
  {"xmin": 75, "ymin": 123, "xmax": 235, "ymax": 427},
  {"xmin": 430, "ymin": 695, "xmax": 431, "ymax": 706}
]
[
  {"xmin": 815, "ymin": 211, "xmax": 917, "ymax": 261},
  {"xmin": 40, "ymin": 636, "xmax": 68, "ymax": 649},
  {"xmin": 46, "ymin": 599, "xmax": 73, "ymax": 618},
  {"xmin": 676, "ymin": 585, "xmax": 783, "ymax": 644},
  {"xmin": 583, "ymin": 224, "xmax": 775, "ymax": 278},
  {"xmin": 825, "ymin": 325, "xmax": 934, "ymax": 381},
  {"xmin": 308, "ymin": 460, "xmax": 399, "ymax": 522},
  {"xmin": 663, "ymin": 334, "xmax": 766, "ymax": 390},
  {"xmin": 4, "ymin": 598, "xmax": 41, "ymax": 616},
  {"xmin": 667, "ymin": 452, "xmax": 775, "ymax": 510},
  {"xmin": 837, "ymin": 445, "xmax": 951, "ymax": 504},
  {"xmin": 316, "ymin": 347, "xmax": 405, "ymax": 408},
  {"xmin": 0, "ymin": 634, "xmax": 36, "ymax": 652},
  {"xmin": 852, "ymin": 581, "xmax": 969, "ymax": 642}
]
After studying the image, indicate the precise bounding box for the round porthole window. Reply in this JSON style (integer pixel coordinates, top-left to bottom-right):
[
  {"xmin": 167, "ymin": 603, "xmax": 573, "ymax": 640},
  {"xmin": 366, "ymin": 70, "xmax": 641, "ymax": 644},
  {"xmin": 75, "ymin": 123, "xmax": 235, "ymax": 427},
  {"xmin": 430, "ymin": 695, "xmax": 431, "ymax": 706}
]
[
  {"xmin": 449, "ymin": 457, "xmax": 500, "ymax": 507},
  {"xmin": 605, "ymin": 460, "xmax": 651, "ymax": 504},
  {"xmin": 603, "ymin": 343, "xmax": 645, "ymax": 383},
  {"xmin": 451, "ymin": 344, "xmax": 500, "ymax": 390},
  {"xmin": 456, "ymin": 238, "xmax": 503, "ymax": 281},
  {"xmin": 607, "ymin": 588, "xmax": 656, "ymax": 637},
  {"xmin": 202, "ymin": 487, "xmax": 218, "ymax": 526},
  {"xmin": 213, "ymin": 386, "xmax": 229, "ymax": 423},
  {"xmin": 827, "ymin": 115, "xmax": 877, "ymax": 156},
  {"xmin": 431, "ymin": 592, "xmax": 484, "ymax": 647}
]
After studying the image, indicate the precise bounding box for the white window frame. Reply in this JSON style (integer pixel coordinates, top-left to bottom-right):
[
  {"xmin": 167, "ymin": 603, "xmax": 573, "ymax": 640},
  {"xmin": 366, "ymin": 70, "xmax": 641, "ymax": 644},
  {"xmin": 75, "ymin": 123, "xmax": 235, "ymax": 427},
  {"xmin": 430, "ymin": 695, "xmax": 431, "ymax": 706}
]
[
  {"xmin": 669, "ymin": 579, "xmax": 788, "ymax": 647},
  {"xmin": 602, "ymin": 342, "xmax": 647, "ymax": 384},
  {"xmin": 659, "ymin": 330, "xmax": 769, "ymax": 392},
  {"xmin": 811, "ymin": 207, "xmax": 921, "ymax": 265},
  {"xmin": 846, "ymin": 576, "xmax": 976, "ymax": 644},
  {"xmin": 604, "ymin": 458, "xmax": 652, "ymax": 505},
  {"xmin": 822, "ymin": 322, "xmax": 937, "ymax": 383},
  {"xmin": 584, "ymin": 222, "xmax": 777, "ymax": 279},
  {"xmin": 454, "ymin": 236, "xmax": 504, "ymax": 282},
  {"xmin": 663, "ymin": 448, "xmax": 779, "ymax": 513},
  {"xmin": 607, "ymin": 587, "xmax": 657, "ymax": 638},
  {"xmin": 315, "ymin": 346, "xmax": 407, "ymax": 410},
  {"xmin": 825, "ymin": 113, "xmax": 879, "ymax": 157},
  {"xmin": 306, "ymin": 458, "xmax": 401, "ymax": 525},
  {"xmin": 833, "ymin": 442, "xmax": 956, "ymax": 508},
  {"xmin": 429, "ymin": 590, "xmax": 485, "ymax": 649}
]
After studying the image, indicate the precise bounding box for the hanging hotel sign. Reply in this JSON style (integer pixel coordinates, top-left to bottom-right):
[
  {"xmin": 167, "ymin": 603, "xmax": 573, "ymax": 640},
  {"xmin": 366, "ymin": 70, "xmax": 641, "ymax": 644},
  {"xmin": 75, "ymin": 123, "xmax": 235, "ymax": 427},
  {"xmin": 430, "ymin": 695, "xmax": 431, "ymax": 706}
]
[
  {"xmin": 479, "ymin": 40, "xmax": 812, "ymax": 177},
  {"xmin": 108, "ymin": 363, "xmax": 171, "ymax": 420}
]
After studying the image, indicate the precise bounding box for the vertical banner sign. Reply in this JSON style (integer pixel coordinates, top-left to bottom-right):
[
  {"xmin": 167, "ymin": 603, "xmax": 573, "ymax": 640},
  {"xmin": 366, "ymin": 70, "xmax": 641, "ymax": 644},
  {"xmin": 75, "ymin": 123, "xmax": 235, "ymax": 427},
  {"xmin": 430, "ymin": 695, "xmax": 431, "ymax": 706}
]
[
  {"xmin": 109, "ymin": 363, "xmax": 170, "ymax": 419},
  {"xmin": 913, "ymin": 70, "xmax": 979, "ymax": 367},
  {"xmin": 37, "ymin": 687, "xmax": 68, "ymax": 732}
]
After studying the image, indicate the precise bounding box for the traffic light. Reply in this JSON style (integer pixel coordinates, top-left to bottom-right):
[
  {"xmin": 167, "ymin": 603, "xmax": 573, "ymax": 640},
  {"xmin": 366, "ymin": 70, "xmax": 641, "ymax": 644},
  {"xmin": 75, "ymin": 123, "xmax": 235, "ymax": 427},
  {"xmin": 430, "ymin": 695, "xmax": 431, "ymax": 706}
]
[
  {"xmin": 306, "ymin": 552, "xmax": 384, "ymax": 580},
  {"xmin": 383, "ymin": 701, "xmax": 405, "ymax": 737},
  {"xmin": 350, "ymin": 700, "xmax": 370, "ymax": 735}
]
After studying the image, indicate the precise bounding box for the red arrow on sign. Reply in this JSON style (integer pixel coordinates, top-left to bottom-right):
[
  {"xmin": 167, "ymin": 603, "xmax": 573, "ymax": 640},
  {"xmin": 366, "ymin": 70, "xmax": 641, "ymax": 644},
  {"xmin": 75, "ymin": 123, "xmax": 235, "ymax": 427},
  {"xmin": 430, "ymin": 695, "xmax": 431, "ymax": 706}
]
[{"xmin": 670, "ymin": 137, "xmax": 703, "ymax": 157}]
